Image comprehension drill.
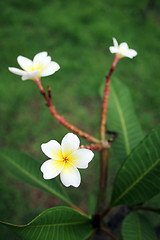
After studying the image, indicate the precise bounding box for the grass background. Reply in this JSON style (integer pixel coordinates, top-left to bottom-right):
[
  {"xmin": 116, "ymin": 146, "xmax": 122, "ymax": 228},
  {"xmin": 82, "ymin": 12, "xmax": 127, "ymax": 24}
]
[{"xmin": 0, "ymin": 0, "xmax": 160, "ymax": 239}]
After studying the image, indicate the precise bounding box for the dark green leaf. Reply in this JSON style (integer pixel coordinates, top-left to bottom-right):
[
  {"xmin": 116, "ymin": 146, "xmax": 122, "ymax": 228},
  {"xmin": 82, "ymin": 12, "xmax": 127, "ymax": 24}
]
[
  {"xmin": 0, "ymin": 207, "xmax": 93, "ymax": 240},
  {"xmin": 0, "ymin": 148, "xmax": 71, "ymax": 205},
  {"xmin": 111, "ymin": 124, "xmax": 160, "ymax": 206},
  {"xmin": 122, "ymin": 212, "xmax": 158, "ymax": 240},
  {"xmin": 105, "ymin": 78, "xmax": 144, "ymax": 161}
]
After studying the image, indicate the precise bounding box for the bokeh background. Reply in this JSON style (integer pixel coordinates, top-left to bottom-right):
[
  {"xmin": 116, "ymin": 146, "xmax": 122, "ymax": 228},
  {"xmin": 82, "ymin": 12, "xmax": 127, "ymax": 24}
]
[{"xmin": 0, "ymin": 0, "xmax": 160, "ymax": 239}]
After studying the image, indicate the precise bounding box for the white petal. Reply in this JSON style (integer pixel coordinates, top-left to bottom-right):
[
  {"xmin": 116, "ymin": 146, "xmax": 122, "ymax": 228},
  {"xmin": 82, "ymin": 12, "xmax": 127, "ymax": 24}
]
[
  {"xmin": 33, "ymin": 56, "xmax": 51, "ymax": 69},
  {"xmin": 109, "ymin": 46, "xmax": 118, "ymax": 53},
  {"xmin": 41, "ymin": 159, "xmax": 64, "ymax": 179},
  {"xmin": 113, "ymin": 37, "xmax": 118, "ymax": 47},
  {"xmin": 17, "ymin": 56, "xmax": 33, "ymax": 71},
  {"xmin": 21, "ymin": 70, "xmax": 40, "ymax": 80},
  {"xmin": 41, "ymin": 140, "xmax": 63, "ymax": 160},
  {"xmin": 40, "ymin": 61, "xmax": 60, "ymax": 77},
  {"xmin": 8, "ymin": 67, "xmax": 26, "ymax": 76},
  {"xmin": 33, "ymin": 52, "xmax": 48, "ymax": 64},
  {"xmin": 60, "ymin": 162, "xmax": 81, "ymax": 187},
  {"xmin": 69, "ymin": 149, "xmax": 94, "ymax": 169},
  {"xmin": 128, "ymin": 49, "xmax": 137, "ymax": 58},
  {"xmin": 61, "ymin": 133, "xmax": 80, "ymax": 158},
  {"xmin": 119, "ymin": 42, "xmax": 128, "ymax": 50}
]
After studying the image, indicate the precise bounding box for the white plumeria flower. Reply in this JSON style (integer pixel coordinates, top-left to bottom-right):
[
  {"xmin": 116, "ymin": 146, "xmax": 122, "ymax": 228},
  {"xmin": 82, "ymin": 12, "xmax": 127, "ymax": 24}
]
[
  {"xmin": 41, "ymin": 133, "xmax": 94, "ymax": 187},
  {"xmin": 8, "ymin": 51, "xmax": 60, "ymax": 80},
  {"xmin": 109, "ymin": 37, "xmax": 137, "ymax": 59}
]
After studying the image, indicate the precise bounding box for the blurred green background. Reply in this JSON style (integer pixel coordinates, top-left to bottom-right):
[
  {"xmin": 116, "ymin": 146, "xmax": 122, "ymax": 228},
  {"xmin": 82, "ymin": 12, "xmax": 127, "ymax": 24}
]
[{"xmin": 0, "ymin": 0, "xmax": 160, "ymax": 239}]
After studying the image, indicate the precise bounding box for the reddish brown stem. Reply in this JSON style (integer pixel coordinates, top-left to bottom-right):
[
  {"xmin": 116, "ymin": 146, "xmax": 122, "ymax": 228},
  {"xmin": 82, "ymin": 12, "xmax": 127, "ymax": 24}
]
[
  {"xmin": 70, "ymin": 203, "xmax": 87, "ymax": 216},
  {"xmin": 101, "ymin": 207, "xmax": 111, "ymax": 219},
  {"xmin": 100, "ymin": 56, "xmax": 119, "ymax": 140},
  {"xmin": 87, "ymin": 230, "xmax": 96, "ymax": 240},
  {"xmin": 49, "ymin": 105, "xmax": 99, "ymax": 143},
  {"xmin": 35, "ymin": 78, "xmax": 49, "ymax": 103},
  {"xmin": 80, "ymin": 143, "xmax": 103, "ymax": 151},
  {"xmin": 96, "ymin": 148, "xmax": 109, "ymax": 213},
  {"xmin": 101, "ymin": 226, "xmax": 117, "ymax": 240},
  {"xmin": 47, "ymin": 85, "xmax": 52, "ymax": 106},
  {"xmin": 34, "ymin": 78, "xmax": 99, "ymax": 144},
  {"xmin": 96, "ymin": 56, "xmax": 119, "ymax": 214}
]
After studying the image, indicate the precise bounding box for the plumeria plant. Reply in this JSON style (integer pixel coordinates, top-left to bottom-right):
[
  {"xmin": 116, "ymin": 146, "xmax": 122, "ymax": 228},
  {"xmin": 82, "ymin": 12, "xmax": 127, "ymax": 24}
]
[{"xmin": 0, "ymin": 38, "xmax": 160, "ymax": 240}]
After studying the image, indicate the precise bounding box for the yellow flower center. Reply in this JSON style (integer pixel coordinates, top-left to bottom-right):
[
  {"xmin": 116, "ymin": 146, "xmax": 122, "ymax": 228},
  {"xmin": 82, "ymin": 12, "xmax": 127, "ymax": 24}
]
[{"xmin": 27, "ymin": 63, "xmax": 46, "ymax": 77}]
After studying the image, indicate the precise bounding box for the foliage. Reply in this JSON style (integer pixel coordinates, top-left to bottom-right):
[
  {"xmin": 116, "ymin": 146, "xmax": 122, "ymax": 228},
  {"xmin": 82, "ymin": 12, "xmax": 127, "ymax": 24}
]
[
  {"xmin": 0, "ymin": 207, "xmax": 92, "ymax": 240},
  {"xmin": 103, "ymin": 77, "xmax": 144, "ymax": 161},
  {"xmin": 0, "ymin": 0, "xmax": 160, "ymax": 239},
  {"xmin": 122, "ymin": 212, "xmax": 158, "ymax": 240},
  {"xmin": 0, "ymin": 148, "xmax": 71, "ymax": 204},
  {"xmin": 111, "ymin": 124, "xmax": 160, "ymax": 206}
]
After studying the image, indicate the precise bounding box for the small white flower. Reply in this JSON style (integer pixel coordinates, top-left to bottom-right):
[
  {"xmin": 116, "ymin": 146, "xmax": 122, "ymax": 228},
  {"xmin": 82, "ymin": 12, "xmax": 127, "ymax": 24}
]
[
  {"xmin": 109, "ymin": 37, "xmax": 137, "ymax": 59},
  {"xmin": 40, "ymin": 133, "xmax": 94, "ymax": 187},
  {"xmin": 9, "ymin": 51, "xmax": 60, "ymax": 80}
]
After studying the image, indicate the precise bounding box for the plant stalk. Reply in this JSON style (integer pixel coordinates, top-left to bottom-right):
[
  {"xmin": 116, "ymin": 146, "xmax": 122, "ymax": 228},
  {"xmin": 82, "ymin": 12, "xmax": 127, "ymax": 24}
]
[
  {"xmin": 134, "ymin": 206, "xmax": 160, "ymax": 214},
  {"xmin": 35, "ymin": 78, "xmax": 99, "ymax": 144},
  {"xmin": 100, "ymin": 55, "xmax": 119, "ymax": 140},
  {"xmin": 96, "ymin": 56, "xmax": 119, "ymax": 214},
  {"xmin": 96, "ymin": 148, "xmax": 109, "ymax": 213},
  {"xmin": 101, "ymin": 226, "xmax": 117, "ymax": 240}
]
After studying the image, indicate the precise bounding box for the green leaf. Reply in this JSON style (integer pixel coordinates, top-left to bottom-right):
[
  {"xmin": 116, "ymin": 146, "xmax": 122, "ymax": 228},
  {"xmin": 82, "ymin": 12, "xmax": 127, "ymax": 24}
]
[
  {"xmin": 107, "ymin": 78, "xmax": 144, "ymax": 161},
  {"xmin": 0, "ymin": 148, "xmax": 71, "ymax": 205},
  {"xmin": 122, "ymin": 212, "xmax": 158, "ymax": 240},
  {"xmin": 111, "ymin": 124, "xmax": 160, "ymax": 206},
  {"xmin": 0, "ymin": 207, "xmax": 93, "ymax": 240}
]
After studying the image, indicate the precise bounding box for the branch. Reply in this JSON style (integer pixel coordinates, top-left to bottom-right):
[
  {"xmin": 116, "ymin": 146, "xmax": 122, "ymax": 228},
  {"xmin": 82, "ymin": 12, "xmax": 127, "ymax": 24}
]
[
  {"xmin": 99, "ymin": 56, "xmax": 119, "ymax": 140},
  {"xmin": 134, "ymin": 206, "xmax": 160, "ymax": 214},
  {"xmin": 49, "ymin": 105, "xmax": 99, "ymax": 143},
  {"xmin": 101, "ymin": 207, "xmax": 111, "ymax": 219},
  {"xmin": 87, "ymin": 229, "xmax": 96, "ymax": 240},
  {"xmin": 80, "ymin": 142, "xmax": 109, "ymax": 151},
  {"xmin": 34, "ymin": 78, "xmax": 99, "ymax": 144},
  {"xmin": 101, "ymin": 226, "xmax": 117, "ymax": 240},
  {"xmin": 96, "ymin": 56, "xmax": 119, "ymax": 214},
  {"xmin": 96, "ymin": 148, "xmax": 109, "ymax": 213}
]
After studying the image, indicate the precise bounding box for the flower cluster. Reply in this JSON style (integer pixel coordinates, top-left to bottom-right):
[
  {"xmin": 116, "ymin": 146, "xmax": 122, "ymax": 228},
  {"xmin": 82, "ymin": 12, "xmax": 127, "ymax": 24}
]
[{"xmin": 8, "ymin": 37, "xmax": 137, "ymax": 188}]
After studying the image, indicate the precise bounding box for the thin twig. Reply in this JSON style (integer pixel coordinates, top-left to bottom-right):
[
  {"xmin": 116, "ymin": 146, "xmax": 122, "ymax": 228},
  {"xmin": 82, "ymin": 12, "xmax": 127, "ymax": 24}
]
[
  {"xmin": 101, "ymin": 226, "xmax": 117, "ymax": 240},
  {"xmin": 100, "ymin": 56, "xmax": 119, "ymax": 140},
  {"xmin": 80, "ymin": 143, "xmax": 105, "ymax": 151},
  {"xmin": 70, "ymin": 203, "xmax": 87, "ymax": 216},
  {"xmin": 34, "ymin": 78, "xmax": 99, "ymax": 144},
  {"xmin": 87, "ymin": 229, "xmax": 96, "ymax": 240},
  {"xmin": 96, "ymin": 56, "xmax": 119, "ymax": 214},
  {"xmin": 101, "ymin": 207, "xmax": 111, "ymax": 219},
  {"xmin": 47, "ymin": 85, "xmax": 52, "ymax": 106},
  {"xmin": 134, "ymin": 207, "xmax": 160, "ymax": 214},
  {"xmin": 49, "ymin": 105, "xmax": 100, "ymax": 143}
]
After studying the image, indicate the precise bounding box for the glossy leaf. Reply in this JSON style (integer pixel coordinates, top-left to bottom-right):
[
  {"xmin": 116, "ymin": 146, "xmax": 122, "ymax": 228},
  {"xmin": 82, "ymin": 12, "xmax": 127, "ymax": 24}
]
[
  {"xmin": 111, "ymin": 124, "xmax": 160, "ymax": 206},
  {"xmin": 0, "ymin": 207, "xmax": 93, "ymax": 240},
  {"xmin": 105, "ymin": 78, "xmax": 144, "ymax": 161},
  {"xmin": 122, "ymin": 212, "xmax": 158, "ymax": 240},
  {"xmin": 0, "ymin": 148, "xmax": 71, "ymax": 205}
]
